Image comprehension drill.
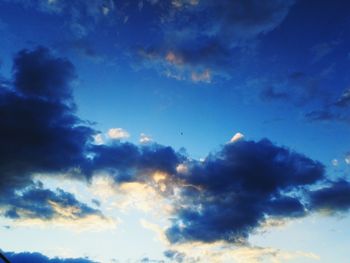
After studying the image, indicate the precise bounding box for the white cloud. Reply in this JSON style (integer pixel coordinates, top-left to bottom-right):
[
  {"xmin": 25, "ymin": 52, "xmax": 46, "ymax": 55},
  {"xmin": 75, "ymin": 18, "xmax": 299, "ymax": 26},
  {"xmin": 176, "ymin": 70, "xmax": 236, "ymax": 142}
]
[
  {"xmin": 176, "ymin": 164, "xmax": 188, "ymax": 174},
  {"xmin": 93, "ymin": 133, "xmax": 104, "ymax": 145},
  {"xmin": 107, "ymin": 128, "xmax": 130, "ymax": 140},
  {"xmin": 230, "ymin": 132, "xmax": 245, "ymax": 143},
  {"xmin": 140, "ymin": 133, "xmax": 152, "ymax": 144}
]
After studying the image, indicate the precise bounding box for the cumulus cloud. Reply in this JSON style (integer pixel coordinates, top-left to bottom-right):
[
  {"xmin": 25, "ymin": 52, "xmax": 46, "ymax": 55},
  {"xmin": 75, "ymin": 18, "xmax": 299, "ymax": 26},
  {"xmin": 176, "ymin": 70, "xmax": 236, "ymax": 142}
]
[
  {"xmin": 0, "ymin": 47, "xmax": 94, "ymax": 198},
  {"xmin": 13, "ymin": 47, "xmax": 76, "ymax": 100},
  {"xmin": 166, "ymin": 139, "xmax": 324, "ymax": 244},
  {"xmin": 107, "ymin": 128, "xmax": 130, "ymax": 140}
]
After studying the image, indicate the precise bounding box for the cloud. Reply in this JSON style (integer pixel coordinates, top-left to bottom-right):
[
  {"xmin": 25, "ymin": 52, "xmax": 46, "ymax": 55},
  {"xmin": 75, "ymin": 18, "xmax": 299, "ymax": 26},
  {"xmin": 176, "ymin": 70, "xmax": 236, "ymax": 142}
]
[
  {"xmin": 5, "ymin": 0, "xmax": 295, "ymax": 81},
  {"xmin": 93, "ymin": 133, "xmax": 104, "ymax": 145},
  {"xmin": 89, "ymin": 143, "xmax": 181, "ymax": 182},
  {"xmin": 1, "ymin": 46, "xmax": 350, "ymax": 251},
  {"xmin": 166, "ymin": 139, "xmax": 324, "ymax": 244},
  {"xmin": 2, "ymin": 185, "xmax": 102, "ymax": 221},
  {"xmin": 107, "ymin": 128, "xmax": 130, "ymax": 140},
  {"xmin": 308, "ymin": 180, "xmax": 350, "ymax": 214},
  {"xmin": 230, "ymin": 132, "xmax": 245, "ymax": 143},
  {"xmin": 250, "ymin": 73, "xmax": 350, "ymax": 125},
  {"xmin": 138, "ymin": 0, "xmax": 295, "ymax": 81},
  {"xmin": 346, "ymin": 153, "xmax": 350, "ymax": 165},
  {"xmin": 0, "ymin": 47, "xmax": 182, "ymax": 224},
  {"xmin": 191, "ymin": 69, "xmax": 211, "ymax": 83},
  {"xmin": 303, "ymin": 87, "xmax": 350, "ymax": 124},
  {"xmin": 2, "ymin": 251, "xmax": 97, "ymax": 263},
  {"xmin": 164, "ymin": 250, "xmax": 185, "ymax": 263},
  {"xmin": 13, "ymin": 47, "xmax": 76, "ymax": 100},
  {"xmin": 165, "ymin": 242, "xmax": 319, "ymax": 263},
  {"xmin": 0, "ymin": 47, "xmax": 94, "ymax": 197},
  {"xmin": 332, "ymin": 159, "xmax": 339, "ymax": 166},
  {"xmin": 140, "ymin": 133, "xmax": 152, "ymax": 144}
]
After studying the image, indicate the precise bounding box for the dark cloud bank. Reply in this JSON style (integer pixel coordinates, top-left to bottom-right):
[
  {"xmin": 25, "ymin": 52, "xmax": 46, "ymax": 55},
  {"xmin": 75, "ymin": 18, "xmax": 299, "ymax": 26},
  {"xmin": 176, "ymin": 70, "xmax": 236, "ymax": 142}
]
[
  {"xmin": 1, "ymin": 47, "xmax": 350, "ymax": 259},
  {"xmin": 2, "ymin": 251, "xmax": 96, "ymax": 263}
]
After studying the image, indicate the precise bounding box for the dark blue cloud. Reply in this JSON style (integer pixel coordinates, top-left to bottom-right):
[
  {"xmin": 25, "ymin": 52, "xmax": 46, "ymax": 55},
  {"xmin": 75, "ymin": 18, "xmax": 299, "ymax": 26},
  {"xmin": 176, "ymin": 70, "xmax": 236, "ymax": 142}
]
[
  {"xmin": 3, "ymin": 185, "xmax": 102, "ymax": 220},
  {"xmin": 13, "ymin": 47, "xmax": 75, "ymax": 100},
  {"xmin": 309, "ymin": 180, "xmax": 350, "ymax": 213},
  {"xmin": 166, "ymin": 139, "xmax": 324, "ymax": 244},
  {"xmin": 3, "ymin": 251, "xmax": 96, "ymax": 263},
  {"xmin": 0, "ymin": 46, "xmax": 182, "ymax": 221},
  {"xmin": 0, "ymin": 47, "xmax": 98, "ymax": 221},
  {"xmin": 0, "ymin": 47, "xmax": 94, "ymax": 195},
  {"xmin": 88, "ymin": 143, "xmax": 181, "ymax": 182}
]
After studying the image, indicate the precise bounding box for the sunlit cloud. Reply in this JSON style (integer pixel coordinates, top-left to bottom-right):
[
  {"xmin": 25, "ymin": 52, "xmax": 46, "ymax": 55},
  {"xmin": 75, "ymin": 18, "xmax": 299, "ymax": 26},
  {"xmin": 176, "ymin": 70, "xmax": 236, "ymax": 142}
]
[
  {"xmin": 93, "ymin": 133, "xmax": 104, "ymax": 145},
  {"xmin": 140, "ymin": 133, "xmax": 152, "ymax": 144},
  {"xmin": 107, "ymin": 128, "xmax": 130, "ymax": 140},
  {"xmin": 230, "ymin": 132, "xmax": 245, "ymax": 143}
]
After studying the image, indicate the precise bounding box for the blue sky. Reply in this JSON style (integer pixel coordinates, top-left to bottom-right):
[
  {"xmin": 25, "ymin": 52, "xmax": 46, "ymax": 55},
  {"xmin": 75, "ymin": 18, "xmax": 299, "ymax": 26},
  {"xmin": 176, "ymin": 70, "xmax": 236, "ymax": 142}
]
[{"xmin": 0, "ymin": 0, "xmax": 350, "ymax": 262}]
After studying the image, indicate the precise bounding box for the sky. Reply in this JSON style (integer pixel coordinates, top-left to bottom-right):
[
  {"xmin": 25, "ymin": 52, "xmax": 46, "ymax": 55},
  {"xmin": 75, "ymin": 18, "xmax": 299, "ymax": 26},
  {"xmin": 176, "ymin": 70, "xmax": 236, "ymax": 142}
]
[{"xmin": 0, "ymin": 0, "xmax": 350, "ymax": 262}]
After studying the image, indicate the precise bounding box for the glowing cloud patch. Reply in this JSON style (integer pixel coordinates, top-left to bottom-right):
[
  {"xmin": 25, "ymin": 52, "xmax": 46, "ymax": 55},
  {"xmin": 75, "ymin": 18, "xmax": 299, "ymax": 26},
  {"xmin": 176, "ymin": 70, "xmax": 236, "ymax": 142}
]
[
  {"xmin": 230, "ymin": 132, "xmax": 245, "ymax": 143},
  {"xmin": 107, "ymin": 128, "xmax": 130, "ymax": 140}
]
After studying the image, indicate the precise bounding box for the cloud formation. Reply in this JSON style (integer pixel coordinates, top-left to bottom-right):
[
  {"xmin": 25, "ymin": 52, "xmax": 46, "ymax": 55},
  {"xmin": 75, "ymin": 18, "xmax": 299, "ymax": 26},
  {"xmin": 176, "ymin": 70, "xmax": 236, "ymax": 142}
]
[
  {"xmin": 136, "ymin": 0, "xmax": 296, "ymax": 81},
  {"xmin": 0, "ymin": 47, "xmax": 94, "ymax": 195},
  {"xmin": 3, "ymin": 0, "xmax": 296, "ymax": 82},
  {"xmin": 2, "ymin": 185, "xmax": 102, "ymax": 221},
  {"xmin": 107, "ymin": 128, "xmax": 130, "ymax": 140},
  {"xmin": 0, "ymin": 46, "xmax": 350, "ymax": 251},
  {"xmin": 3, "ymin": 251, "xmax": 96, "ymax": 263},
  {"xmin": 309, "ymin": 180, "xmax": 350, "ymax": 214},
  {"xmin": 166, "ymin": 139, "xmax": 324, "ymax": 244}
]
